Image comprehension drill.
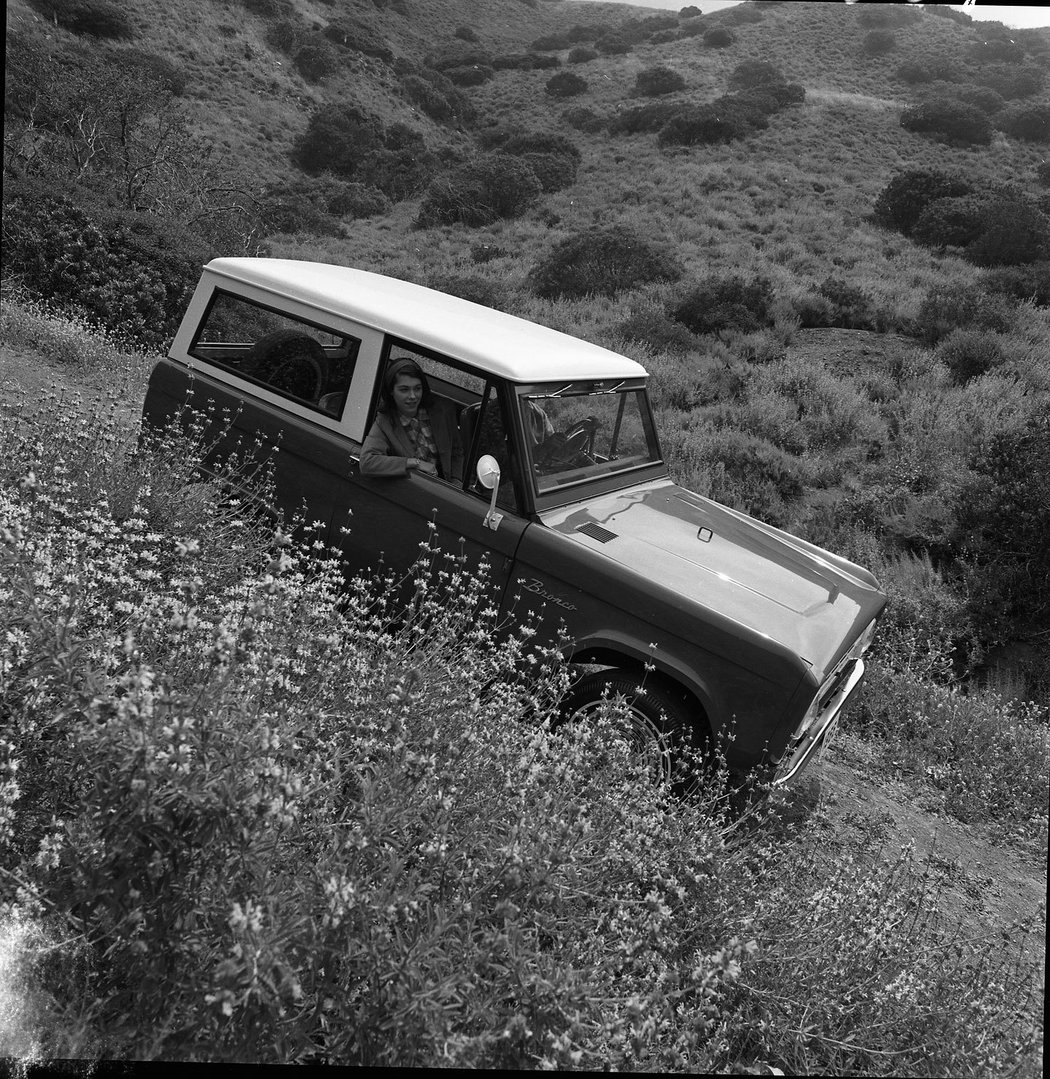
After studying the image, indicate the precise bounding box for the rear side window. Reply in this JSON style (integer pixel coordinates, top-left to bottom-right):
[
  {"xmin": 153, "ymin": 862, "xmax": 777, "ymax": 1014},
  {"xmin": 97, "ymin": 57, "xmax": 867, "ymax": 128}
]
[{"xmin": 189, "ymin": 290, "xmax": 360, "ymax": 418}]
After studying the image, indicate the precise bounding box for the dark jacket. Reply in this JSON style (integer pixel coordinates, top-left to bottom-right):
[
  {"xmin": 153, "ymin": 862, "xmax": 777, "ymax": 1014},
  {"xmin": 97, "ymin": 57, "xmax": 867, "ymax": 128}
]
[{"xmin": 360, "ymin": 400, "xmax": 464, "ymax": 481}]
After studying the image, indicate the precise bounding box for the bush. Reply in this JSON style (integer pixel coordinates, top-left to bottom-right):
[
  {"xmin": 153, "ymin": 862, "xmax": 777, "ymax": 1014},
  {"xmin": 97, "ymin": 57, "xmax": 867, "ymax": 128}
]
[
  {"xmin": 293, "ymin": 37, "xmax": 339, "ymax": 83},
  {"xmin": 424, "ymin": 42, "xmax": 492, "ymax": 71},
  {"xmin": 492, "ymin": 53, "xmax": 559, "ymax": 70},
  {"xmin": 671, "ymin": 275, "xmax": 775, "ymax": 335},
  {"xmin": 657, "ymin": 101, "xmax": 756, "ymax": 146},
  {"xmin": 28, "ymin": 0, "xmax": 134, "ymax": 39},
  {"xmin": 530, "ymin": 32, "xmax": 573, "ymax": 51},
  {"xmin": 862, "ymin": 30, "xmax": 896, "ymax": 56},
  {"xmin": 609, "ymin": 101, "xmax": 685, "ymax": 135},
  {"xmin": 595, "ymin": 32, "xmax": 633, "ymax": 55},
  {"xmin": 416, "ymin": 155, "xmax": 542, "ymax": 228},
  {"xmin": 703, "ymin": 27, "xmax": 736, "ymax": 48},
  {"xmin": 426, "ymin": 272, "xmax": 507, "ymax": 309},
  {"xmin": 948, "ymin": 84, "xmax": 1006, "ymax": 115},
  {"xmin": 568, "ymin": 45, "xmax": 598, "ymax": 64},
  {"xmin": 635, "ymin": 66, "xmax": 686, "ymax": 96},
  {"xmin": 400, "ymin": 68, "xmax": 475, "ymax": 126},
  {"xmin": 997, "ymin": 102, "xmax": 1050, "ymax": 143},
  {"xmin": 453, "ymin": 26, "xmax": 478, "ymax": 43},
  {"xmin": 934, "ymin": 328, "xmax": 1008, "ymax": 383},
  {"xmin": 873, "ymin": 169, "xmax": 974, "ymax": 235},
  {"xmin": 323, "ymin": 16, "xmax": 395, "ymax": 63},
  {"xmin": 811, "ymin": 276, "xmax": 876, "ymax": 329},
  {"xmin": 965, "ymin": 195, "xmax": 1050, "ymax": 266},
  {"xmin": 445, "ymin": 64, "xmax": 494, "ymax": 87},
  {"xmin": 502, "ymin": 132, "xmax": 581, "ymax": 164},
  {"xmin": 266, "ymin": 17, "xmax": 308, "ymax": 55},
  {"xmin": 977, "ymin": 62, "xmax": 1045, "ymax": 99},
  {"xmin": 614, "ymin": 307, "xmax": 699, "ymax": 354},
  {"xmin": 900, "ymin": 98, "xmax": 993, "ymax": 146},
  {"xmin": 515, "ymin": 153, "xmax": 577, "ymax": 193},
  {"xmin": 562, "ymin": 106, "xmax": 604, "ymax": 133},
  {"xmin": 259, "ymin": 176, "xmax": 390, "ymax": 235},
  {"xmin": 545, "ymin": 72, "xmax": 588, "ymax": 98},
  {"xmin": 912, "ymin": 194, "xmax": 990, "ymax": 250},
  {"xmin": 1, "ymin": 193, "xmax": 207, "ymax": 351},
  {"xmin": 954, "ymin": 412, "xmax": 1050, "ymax": 649},
  {"xmin": 294, "ymin": 104, "xmax": 384, "ymax": 176},
  {"xmin": 915, "ymin": 283, "xmax": 1016, "ymax": 345},
  {"xmin": 727, "ymin": 60, "xmax": 784, "ymax": 91},
  {"xmin": 106, "ymin": 47, "xmax": 187, "ymax": 95},
  {"xmin": 530, "ymin": 225, "xmax": 683, "ymax": 300},
  {"xmin": 983, "ymin": 262, "xmax": 1050, "ymax": 306}
]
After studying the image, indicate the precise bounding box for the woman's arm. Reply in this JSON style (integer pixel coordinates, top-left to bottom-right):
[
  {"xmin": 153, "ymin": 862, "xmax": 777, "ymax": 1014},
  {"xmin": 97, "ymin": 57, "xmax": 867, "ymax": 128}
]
[{"xmin": 360, "ymin": 419, "xmax": 411, "ymax": 476}]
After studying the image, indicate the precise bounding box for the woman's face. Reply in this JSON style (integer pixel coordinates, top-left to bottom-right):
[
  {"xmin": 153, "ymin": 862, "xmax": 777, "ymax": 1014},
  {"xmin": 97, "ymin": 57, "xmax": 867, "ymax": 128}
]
[{"xmin": 391, "ymin": 374, "xmax": 423, "ymax": 418}]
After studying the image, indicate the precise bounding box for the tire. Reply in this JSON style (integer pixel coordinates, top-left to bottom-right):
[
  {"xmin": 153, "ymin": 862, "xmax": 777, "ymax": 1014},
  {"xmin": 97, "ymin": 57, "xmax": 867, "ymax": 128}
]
[
  {"xmin": 243, "ymin": 330, "xmax": 328, "ymax": 402},
  {"xmin": 561, "ymin": 669, "xmax": 706, "ymax": 792}
]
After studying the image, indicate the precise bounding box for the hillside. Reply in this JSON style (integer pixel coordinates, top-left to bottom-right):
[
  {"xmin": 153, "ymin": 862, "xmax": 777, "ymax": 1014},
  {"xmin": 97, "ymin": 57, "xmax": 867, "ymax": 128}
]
[{"xmin": 1, "ymin": 0, "xmax": 1048, "ymax": 1069}]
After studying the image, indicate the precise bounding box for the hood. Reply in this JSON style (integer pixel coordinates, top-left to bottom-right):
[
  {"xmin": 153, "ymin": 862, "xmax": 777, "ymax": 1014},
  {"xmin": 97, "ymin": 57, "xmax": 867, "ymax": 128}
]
[{"xmin": 542, "ymin": 480, "xmax": 886, "ymax": 680}]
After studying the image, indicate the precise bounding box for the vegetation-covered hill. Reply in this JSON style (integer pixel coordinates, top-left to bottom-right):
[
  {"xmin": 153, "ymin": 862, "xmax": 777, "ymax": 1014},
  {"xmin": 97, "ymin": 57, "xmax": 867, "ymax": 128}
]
[{"xmin": 1, "ymin": 1, "xmax": 1048, "ymax": 1070}]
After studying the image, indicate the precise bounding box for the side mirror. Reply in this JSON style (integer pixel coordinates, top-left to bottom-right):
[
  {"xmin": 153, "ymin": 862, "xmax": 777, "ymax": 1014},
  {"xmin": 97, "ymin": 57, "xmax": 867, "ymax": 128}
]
[{"xmin": 476, "ymin": 454, "xmax": 503, "ymax": 531}]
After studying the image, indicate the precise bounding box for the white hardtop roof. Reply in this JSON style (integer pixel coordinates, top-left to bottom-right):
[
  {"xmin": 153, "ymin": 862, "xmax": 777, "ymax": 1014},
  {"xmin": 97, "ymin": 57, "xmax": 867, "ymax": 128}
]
[{"xmin": 206, "ymin": 258, "xmax": 647, "ymax": 383}]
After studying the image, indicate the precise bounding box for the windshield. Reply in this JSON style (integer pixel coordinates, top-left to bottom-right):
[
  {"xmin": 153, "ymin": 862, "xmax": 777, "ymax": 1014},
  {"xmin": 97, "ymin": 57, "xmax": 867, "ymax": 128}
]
[{"xmin": 519, "ymin": 381, "xmax": 662, "ymax": 496}]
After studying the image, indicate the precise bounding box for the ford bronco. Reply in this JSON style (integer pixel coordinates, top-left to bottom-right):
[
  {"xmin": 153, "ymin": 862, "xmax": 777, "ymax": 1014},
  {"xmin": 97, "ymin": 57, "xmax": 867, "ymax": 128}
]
[{"xmin": 142, "ymin": 258, "xmax": 887, "ymax": 786}]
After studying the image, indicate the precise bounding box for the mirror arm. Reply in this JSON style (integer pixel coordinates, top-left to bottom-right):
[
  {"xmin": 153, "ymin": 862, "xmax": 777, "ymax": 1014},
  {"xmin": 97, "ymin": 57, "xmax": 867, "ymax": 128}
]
[{"xmin": 484, "ymin": 482, "xmax": 503, "ymax": 531}]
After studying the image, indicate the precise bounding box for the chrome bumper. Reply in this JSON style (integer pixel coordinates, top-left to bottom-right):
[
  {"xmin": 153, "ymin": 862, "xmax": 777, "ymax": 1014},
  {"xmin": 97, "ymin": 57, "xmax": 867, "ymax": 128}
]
[{"xmin": 771, "ymin": 657, "xmax": 866, "ymax": 787}]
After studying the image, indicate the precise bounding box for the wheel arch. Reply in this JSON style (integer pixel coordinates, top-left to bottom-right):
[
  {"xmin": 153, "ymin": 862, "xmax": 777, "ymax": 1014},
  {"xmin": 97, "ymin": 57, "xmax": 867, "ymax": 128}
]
[{"xmin": 565, "ymin": 634, "xmax": 717, "ymax": 741}]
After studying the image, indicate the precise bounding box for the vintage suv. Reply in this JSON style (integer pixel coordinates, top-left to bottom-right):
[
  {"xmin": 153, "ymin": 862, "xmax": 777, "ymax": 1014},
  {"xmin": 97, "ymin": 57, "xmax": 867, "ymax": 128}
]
[{"xmin": 142, "ymin": 258, "xmax": 887, "ymax": 787}]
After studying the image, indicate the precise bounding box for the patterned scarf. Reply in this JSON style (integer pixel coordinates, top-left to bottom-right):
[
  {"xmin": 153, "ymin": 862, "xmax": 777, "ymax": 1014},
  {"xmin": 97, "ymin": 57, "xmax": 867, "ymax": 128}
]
[{"xmin": 400, "ymin": 408, "xmax": 440, "ymax": 474}]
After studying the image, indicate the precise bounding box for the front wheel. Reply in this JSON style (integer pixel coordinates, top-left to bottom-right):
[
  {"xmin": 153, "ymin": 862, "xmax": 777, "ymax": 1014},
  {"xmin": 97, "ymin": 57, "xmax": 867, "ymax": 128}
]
[{"xmin": 561, "ymin": 670, "xmax": 705, "ymax": 792}]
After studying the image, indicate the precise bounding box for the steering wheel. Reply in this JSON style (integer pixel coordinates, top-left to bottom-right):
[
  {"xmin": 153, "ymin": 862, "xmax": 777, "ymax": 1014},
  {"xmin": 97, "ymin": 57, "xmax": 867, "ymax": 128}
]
[{"xmin": 535, "ymin": 415, "xmax": 600, "ymax": 472}]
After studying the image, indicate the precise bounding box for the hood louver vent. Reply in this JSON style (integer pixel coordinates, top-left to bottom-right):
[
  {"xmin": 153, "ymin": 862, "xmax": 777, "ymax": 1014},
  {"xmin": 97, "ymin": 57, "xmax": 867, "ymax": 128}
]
[{"xmin": 576, "ymin": 522, "xmax": 617, "ymax": 543}]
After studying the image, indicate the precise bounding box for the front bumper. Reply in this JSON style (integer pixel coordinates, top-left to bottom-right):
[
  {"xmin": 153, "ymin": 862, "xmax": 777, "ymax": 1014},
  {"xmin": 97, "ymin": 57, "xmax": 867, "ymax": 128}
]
[{"xmin": 770, "ymin": 657, "xmax": 866, "ymax": 787}]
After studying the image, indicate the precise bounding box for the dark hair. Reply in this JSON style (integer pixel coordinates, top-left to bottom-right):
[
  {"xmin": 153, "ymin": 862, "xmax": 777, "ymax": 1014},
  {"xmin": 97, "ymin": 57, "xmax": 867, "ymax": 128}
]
[{"xmin": 377, "ymin": 356, "xmax": 434, "ymax": 413}]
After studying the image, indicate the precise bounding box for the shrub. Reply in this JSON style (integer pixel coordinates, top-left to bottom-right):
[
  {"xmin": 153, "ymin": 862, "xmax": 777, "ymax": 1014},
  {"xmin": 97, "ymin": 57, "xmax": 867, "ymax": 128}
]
[
  {"xmin": 862, "ymin": 30, "xmax": 896, "ymax": 56},
  {"xmin": 469, "ymin": 242, "xmax": 508, "ymax": 264},
  {"xmin": 595, "ymin": 32, "xmax": 633, "ymax": 55},
  {"xmin": 873, "ymin": 169, "xmax": 974, "ymax": 235},
  {"xmin": 266, "ymin": 17, "xmax": 308, "ymax": 54},
  {"xmin": 568, "ymin": 46, "xmax": 599, "ymax": 64},
  {"xmin": 502, "ymin": 133, "xmax": 581, "ymax": 164},
  {"xmin": 814, "ymin": 276, "xmax": 876, "ymax": 329},
  {"xmin": 671, "ymin": 275, "xmax": 775, "ymax": 335},
  {"xmin": 977, "ymin": 62, "xmax": 1045, "ymax": 99},
  {"xmin": 530, "ymin": 225, "xmax": 683, "ymax": 300},
  {"xmin": 400, "ymin": 68, "xmax": 475, "ymax": 126},
  {"xmin": 680, "ymin": 5, "xmax": 702, "ymax": 16},
  {"xmin": 514, "ymin": 153, "xmax": 577, "ymax": 193},
  {"xmin": 492, "ymin": 53, "xmax": 559, "ymax": 70},
  {"xmin": 242, "ymin": 0, "xmax": 294, "ymax": 15},
  {"xmin": 259, "ymin": 176, "xmax": 384, "ymax": 235},
  {"xmin": 900, "ymin": 99, "xmax": 993, "ymax": 146},
  {"xmin": 453, "ymin": 26, "xmax": 478, "ymax": 43},
  {"xmin": 727, "ymin": 60, "xmax": 784, "ymax": 91},
  {"xmin": 424, "ymin": 42, "xmax": 492, "ymax": 71},
  {"xmin": 703, "ymin": 27, "xmax": 736, "ymax": 49},
  {"xmin": 106, "ymin": 47, "xmax": 187, "ymax": 95},
  {"xmin": 648, "ymin": 30, "xmax": 679, "ymax": 45},
  {"xmin": 615, "ymin": 307, "xmax": 699, "ymax": 354},
  {"xmin": 635, "ymin": 66, "xmax": 686, "ymax": 96},
  {"xmin": 545, "ymin": 72, "xmax": 588, "ymax": 98},
  {"xmin": 657, "ymin": 102, "xmax": 756, "ymax": 146},
  {"xmin": 609, "ymin": 101, "xmax": 685, "ymax": 135},
  {"xmin": 562, "ymin": 105, "xmax": 604, "ymax": 133},
  {"xmin": 1, "ymin": 193, "xmax": 207, "ymax": 351},
  {"xmin": 294, "ymin": 104, "xmax": 384, "ymax": 176},
  {"xmin": 954, "ymin": 412, "xmax": 1050, "ymax": 649},
  {"xmin": 445, "ymin": 64, "xmax": 494, "ymax": 87},
  {"xmin": 323, "ymin": 16, "xmax": 395, "ymax": 63},
  {"xmin": 997, "ymin": 103, "xmax": 1050, "ymax": 143},
  {"xmin": 983, "ymin": 262, "xmax": 1050, "ymax": 306},
  {"xmin": 415, "ymin": 155, "xmax": 542, "ymax": 228},
  {"xmin": 912, "ymin": 194, "xmax": 990, "ymax": 250},
  {"xmin": 293, "ymin": 37, "xmax": 339, "ymax": 83},
  {"xmin": 965, "ymin": 195, "xmax": 1050, "ymax": 266},
  {"xmin": 530, "ymin": 32, "xmax": 573, "ymax": 51},
  {"xmin": 27, "ymin": 0, "xmax": 134, "ymax": 40},
  {"xmin": 948, "ymin": 84, "xmax": 1006, "ymax": 115},
  {"xmin": 426, "ymin": 272, "xmax": 507, "ymax": 309},
  {"xmin": 915, "ymin": 283, "xmax": 1016, "ymax": 345},
  {"xmin": 934, "ymin": 328, "xmax": 1008, "ymax": 383}
]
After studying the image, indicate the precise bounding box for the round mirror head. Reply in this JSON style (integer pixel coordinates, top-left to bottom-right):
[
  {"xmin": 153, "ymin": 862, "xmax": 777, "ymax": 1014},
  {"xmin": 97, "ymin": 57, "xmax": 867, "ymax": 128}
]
[{"xmin": 476, "ymin": 454, "xmax": 501, "ymax": 490}]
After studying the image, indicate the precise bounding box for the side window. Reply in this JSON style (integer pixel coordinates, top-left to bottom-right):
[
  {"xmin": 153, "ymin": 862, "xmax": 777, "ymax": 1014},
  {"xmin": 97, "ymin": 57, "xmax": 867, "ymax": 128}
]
[
  {"xmin": 190, "ymin": 291, "xmax": 360, "ymax": 417},
  {"xmin": 384, "ymin": 340, "xmax": 521, "ymax": 512}
]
